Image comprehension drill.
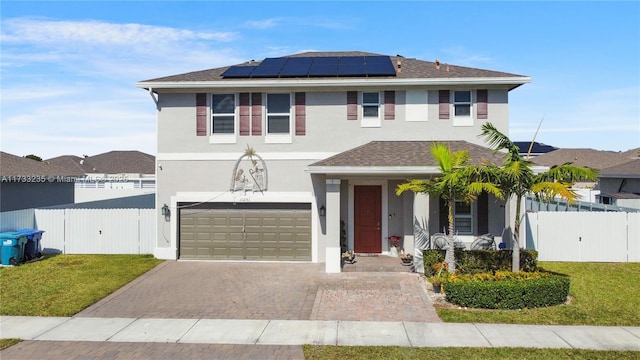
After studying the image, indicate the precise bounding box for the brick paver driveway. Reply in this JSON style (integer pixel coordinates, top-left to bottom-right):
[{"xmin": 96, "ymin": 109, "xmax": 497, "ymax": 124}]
[{"xmin": 78, "ymin": 259, "xmax": 440, "ymax": 322}]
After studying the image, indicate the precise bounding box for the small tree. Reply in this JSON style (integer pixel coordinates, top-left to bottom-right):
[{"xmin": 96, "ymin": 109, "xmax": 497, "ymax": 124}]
[
  {"xmin": 479, "ymin": 122, "xmax": 598, "ymax": 272},
  {"xmin": 396, "ymin": 143, "xmax": 503, "ymax": 272}
]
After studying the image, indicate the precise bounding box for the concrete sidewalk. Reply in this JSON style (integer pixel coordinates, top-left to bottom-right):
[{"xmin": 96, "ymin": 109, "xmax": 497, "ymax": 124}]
[{"xmin": 2, "ymin": 316, "xmax": 639, "ymax": 351}]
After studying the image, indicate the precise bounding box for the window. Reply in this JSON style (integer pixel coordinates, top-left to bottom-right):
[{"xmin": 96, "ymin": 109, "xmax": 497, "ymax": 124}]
[
  {"xmin": 267, "ymin": 93, "xmax": 291, "ymax": 134},
  {"xmin": 453, "ymin": 90, "xmax": 473, "ymax": 126},
  {"xmin": 362, "ymin": 92, "xmax": 379, "ymax": 118},
  {"xmin": 361, "ymin": 92, "xmax": 381, "ymax": 127},
  {"xmin": 454, "ymin": 200, "xmax": 473, "ymax": 234},
  {"xmin": 211, "ymin": 94, "xmax": 235, "ymax": 134}
]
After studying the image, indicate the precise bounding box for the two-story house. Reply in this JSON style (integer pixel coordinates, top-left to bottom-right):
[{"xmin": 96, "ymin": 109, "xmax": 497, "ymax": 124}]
[{"xmin": 137, "ymin": 51, "xmax": 529, "ymax": 272}]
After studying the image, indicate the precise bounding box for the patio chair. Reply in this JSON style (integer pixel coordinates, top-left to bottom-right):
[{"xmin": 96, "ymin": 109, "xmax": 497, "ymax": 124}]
[
  {"xmin": 431, "ymin": 233, "xmax": 449, "ymax": 250},
  {"xmin": 470, "ymin": 233, "xmax": 496, "ymax": 250}
]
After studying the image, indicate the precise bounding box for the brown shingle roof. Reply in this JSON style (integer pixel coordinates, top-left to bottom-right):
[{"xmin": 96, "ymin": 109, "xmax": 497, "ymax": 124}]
[
  {"xmin": 533, "ymin": 148, "xmax": 632, "ymax": 170},
  {"xmin": 599, "ymin": 159, "xmax": 640, "ymax": 178},
  {"xmin": 0, "ymin": 152, "xmax": 84, "ymax": 176},
  {"xmin": 47, "ymin": 151, "xmax": 155, "ymax": 174},
  {"xmin": 309, "ymin": 141, "xmax": 505, "ymax": 167},
  {"xmin": 140, "ymin": 51, "xmax": 527, "ymax": 83}
]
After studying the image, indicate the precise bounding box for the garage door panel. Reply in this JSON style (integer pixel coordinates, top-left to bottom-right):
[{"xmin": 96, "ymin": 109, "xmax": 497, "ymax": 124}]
[{"xmin": 180, "ymin": 205, "xmax": 311, "ymax": 261}]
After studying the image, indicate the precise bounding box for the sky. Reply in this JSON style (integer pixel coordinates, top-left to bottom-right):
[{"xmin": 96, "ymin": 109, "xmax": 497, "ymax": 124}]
[{"xmin": 1, "ymin": 1, "xmax": 639, "ymax": 159}]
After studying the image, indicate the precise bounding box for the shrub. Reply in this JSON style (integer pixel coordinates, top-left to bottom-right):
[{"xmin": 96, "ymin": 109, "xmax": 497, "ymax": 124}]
[
  {"xmin": 444, "ymin": 271, "xmax": 570, "ymax": 309},
  {"xmin": 423, "ymin": 249, "xmax": 538, "ymax": 274}
]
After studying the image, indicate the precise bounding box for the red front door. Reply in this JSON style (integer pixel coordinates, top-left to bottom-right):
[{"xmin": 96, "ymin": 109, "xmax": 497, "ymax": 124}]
[{"xmin": 354, "ymin": 185, "xmax": 382, "ymax": 253}]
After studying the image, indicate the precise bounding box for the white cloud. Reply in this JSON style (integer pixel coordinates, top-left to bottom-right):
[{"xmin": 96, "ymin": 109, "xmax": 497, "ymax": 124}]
[
  {"xmin": 1, "ymin": 17, "xmax": 237, "ymax": 46},
  {"xmin": 244, "ymin": 18, "xmax": 282, "ymax": 29}
]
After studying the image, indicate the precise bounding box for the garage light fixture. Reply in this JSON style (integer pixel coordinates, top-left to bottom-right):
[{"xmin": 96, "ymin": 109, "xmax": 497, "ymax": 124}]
[
  {"xmin": 161, "ymin": 204, "xmax": 170, "ymax": 217},
  {"xmin": 319, "ymin": 205, "xmax": 326, "ymax": 217}
]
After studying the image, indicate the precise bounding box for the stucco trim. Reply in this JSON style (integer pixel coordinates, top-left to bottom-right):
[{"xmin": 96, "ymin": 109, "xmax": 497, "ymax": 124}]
[{"xmin": 157, "ymin": 152, "xmax": 336, "ymax": 161}]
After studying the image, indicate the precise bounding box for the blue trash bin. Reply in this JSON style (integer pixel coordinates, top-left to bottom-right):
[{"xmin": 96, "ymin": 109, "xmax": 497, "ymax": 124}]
[
  {"xmin": 0, "ymin": 232, "xmax": 28, "ymax": 266},
  {"xmin": 16, "ymin": 229, "xmax": 45, "ymax": 261}
]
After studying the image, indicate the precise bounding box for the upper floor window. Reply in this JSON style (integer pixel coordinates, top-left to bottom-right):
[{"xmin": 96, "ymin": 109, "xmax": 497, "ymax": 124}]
[
  {"xmin": 453, "ymin": 90, "xmax": 473, "ymax": 126},
  {"xmin": 362, "ymin": 92, "xmax": 380, "ymax": 118},
  {"xmin": 361, "ymin": 92, "xmax": 381, "ymax": 127},
  {"xmin": 211, "ymin": 94, "xmax": 235, "ymax": 134},
  {"xmin": 267, "ymin": 93, "xmax": 291, "ymax": 134},
  {"xmin": 265, "ymin": 93, "xmax": 292, "ymax": 143}
]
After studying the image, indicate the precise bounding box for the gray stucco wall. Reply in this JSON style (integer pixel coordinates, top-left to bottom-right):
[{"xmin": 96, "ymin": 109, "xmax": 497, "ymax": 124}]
[
  {"xmin": 156, "ymin": 88, "xmax": 510, "ymax": 155},
  {"xmin": 0, "ymin": 182, "xmax": 75, "ymax": 212}
]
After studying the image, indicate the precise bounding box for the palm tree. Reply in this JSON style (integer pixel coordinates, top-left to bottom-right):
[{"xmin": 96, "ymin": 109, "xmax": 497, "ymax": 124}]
[
  {"xmin": 396, "ymin": 143, "xmax": 503, "ymax": 273},
  {"xmin": 479, "ymin": 122, "xmax": 599, "ymax": 272}
]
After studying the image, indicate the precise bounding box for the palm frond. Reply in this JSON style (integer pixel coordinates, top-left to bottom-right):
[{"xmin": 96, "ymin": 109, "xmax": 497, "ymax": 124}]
[
  {"xmin": 532, "ymin": 181, "xmax": 579, "ymax": 203},
  {"xmin": 479, "ymin": 122, "xmax": 521, "ymax": 161}
]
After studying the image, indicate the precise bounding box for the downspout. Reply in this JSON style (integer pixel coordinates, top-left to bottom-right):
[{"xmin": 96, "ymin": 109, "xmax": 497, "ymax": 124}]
[{"xmin": 148, "ymin": 88, "xmax": 159, "ymax": 111}]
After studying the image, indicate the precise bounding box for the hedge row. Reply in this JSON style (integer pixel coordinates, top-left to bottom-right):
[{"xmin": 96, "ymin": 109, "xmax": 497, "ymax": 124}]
[
  {"xmin": 443, "ymin": 273, "xmax": 570, "ymax": 309},
  {"xmin": 423, "ymin": 249, "xmax": 538, "ymax": 276}
]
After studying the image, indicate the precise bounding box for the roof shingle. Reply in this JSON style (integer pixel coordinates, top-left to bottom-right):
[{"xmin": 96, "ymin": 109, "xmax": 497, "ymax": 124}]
[
  {"xmin": 140, "ymin": 51, "xmax": 527, "ymax": 83},
  {"xmin": 309, "ymin": 141, "xmax": 505, "ymax": 167}
]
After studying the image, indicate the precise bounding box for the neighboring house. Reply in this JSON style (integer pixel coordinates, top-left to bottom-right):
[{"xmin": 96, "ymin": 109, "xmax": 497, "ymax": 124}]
[
  {"xmin": 513, "ymin": 141, "xmax": 557, "ymax": 159},
  {"xmin": 47, "ymin": 151, "xmax": 156, "ymax": 203},
  {"xmin": 533, "ymin": 148, "xmax": 638, "ymax": 203},
  {"xmin": 0, "ymin": 152, "xmax": 84, "ymax": 211},
  {"xmin": 137, "ymin": 51, "xmax": 530, "ymax": 272},
  {"xmin": 597, "ymin": 159, "xmax": 640, "ymax": 209}
]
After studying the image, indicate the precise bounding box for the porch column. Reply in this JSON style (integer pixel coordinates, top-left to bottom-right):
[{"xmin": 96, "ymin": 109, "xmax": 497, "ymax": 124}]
[
  {"xmin": 325, "ymin": 178, "xmax": 341, "ymax": 273},
  {"xmin": 413, "ymin": 193, "xmax": 429, "ymax": 274}
]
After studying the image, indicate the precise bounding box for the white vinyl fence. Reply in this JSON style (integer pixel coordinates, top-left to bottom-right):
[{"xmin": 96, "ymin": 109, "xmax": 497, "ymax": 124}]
[
  {"xmin": 525, "ymin": 211, "xmax": 640, "ymax": 262},
  {"xmin": 0, "ymin": 208, "xmax": 155, "ymax": 255}
]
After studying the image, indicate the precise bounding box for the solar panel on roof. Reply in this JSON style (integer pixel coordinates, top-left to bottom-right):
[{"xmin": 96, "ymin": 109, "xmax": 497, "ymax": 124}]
[
  {"xmin": 308, "ymin": 63, "xmax": 337, "ymax": 77},
  {"xmin": 260, "ymin": 57, "xmax": 288, "ymax": 67},
  {"xmin": 312, "ymin": 56, "xmax": 339, "ymax": 65},
  {"xmin": 251, "ymin": 65, "xmax": 284, "ymax": 77},
  {"xmin": 337, "ymin": 63, "xmax": 366, "ymax": 76},
  {"xmin": 220, "ymin": 66, "xmax": 256, "ymax": 77},
  {"xmin": 220, "ymin": 55, "xmax": 396, "ymax": 78},
  {"xmin": 339, "ymin": 56, "xmax": 365, "ymax": 65},
  {"xmin": 365, "ymin": 56, "xmax": 396, "ymax": 76},
  {"xmin": 279, "ymin": 58, "xmax": 313, "ymax": 77}
]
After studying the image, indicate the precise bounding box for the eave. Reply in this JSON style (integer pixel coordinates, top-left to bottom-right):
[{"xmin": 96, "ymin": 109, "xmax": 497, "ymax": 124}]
[{"xmin": 137, "ymin": 76, "xmax": 531, "ymax": 92}]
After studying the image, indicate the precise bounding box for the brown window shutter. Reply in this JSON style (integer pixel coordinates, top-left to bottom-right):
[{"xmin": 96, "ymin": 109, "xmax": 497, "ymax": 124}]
[
  {"xmin": 196, "ymin": 93, "xmax": 207, "ymax": 136},
  {"xmin": 384, "ymin": 91, "xmax": 395, "ymax": 120},
  {"xmin": 477, "ymin": 89, "xmax": 488, "ymax": 119},
  {"xmin": 477, "ymin": 192, "xmax": 489, "ymax": 234},
  {"xmin": 251, "ymin": 93, "xmax": 262, "ymax": 135},
  {"xmin": 439, "ymin": 198, "xmax": 448, "ymax": 233},
  {"xmin": 295, "ymin": 92, "xmax": 306, "ymax": 136},
  {"xmin": 439, "ymin": 90, "xmax": 450, "ymax": 119},
  {"xmin": 239, "ymin": 93, "xmax": 250, "ymax": 136},
  {"xmin": 347, "ymin": 91, "xmax": 358, "ymax": 120}
]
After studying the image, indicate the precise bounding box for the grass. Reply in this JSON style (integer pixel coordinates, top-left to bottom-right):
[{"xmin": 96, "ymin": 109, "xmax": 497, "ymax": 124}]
[
  {"xmin": 436, "ymin": 262, "xmax": 640, "ymax": 326},
  {"xmin": 1, "ymin": 258, "xmax": 637, "ymax": 357},
  {"xmin": 303, "ymin": 346, "xmax": 639, "ymax": 359},
  {"xmin": 0, "ymin": 339, "xmax": 21, "ymax": 350},
  {"xmin": 0, "ymin": 254, "xmax": 163, "ymax": 316}
]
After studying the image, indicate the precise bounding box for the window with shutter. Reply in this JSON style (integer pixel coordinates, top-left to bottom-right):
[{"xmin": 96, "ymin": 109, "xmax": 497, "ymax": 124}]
[
  {"xmin": 477, "ymin": 89, "xmax": 488, "ymax": 119},
  {"xmin": 196, "ymin": 93, "xmax": 207, "ymax": 136},
  {"xmin": 295, "ymin": 92, "xmax": 306, "ymax": 136},
  {"xmin": 347, "ymin": 91, "xmax": 358, "ymax": 120},
  {"xmin": 438, "ymin": 90, "xmax": 450, "ymax": 119},
  {"xmin": 384, "ymin": 91, "xmax": 395, "ymax": 120}
]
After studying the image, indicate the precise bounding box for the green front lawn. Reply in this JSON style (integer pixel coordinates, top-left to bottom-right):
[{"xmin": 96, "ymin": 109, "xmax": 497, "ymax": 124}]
[
  {"xmin": 303, "ymin": 346, "xmax": 638, "ymax": 360},
  {"xmin": 436, "ymin": 262, "xmax": 640, "ymax": 326},
  {"xmin": 0, "ymin": 254, "xmax": 163, "ymax": 316}
]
